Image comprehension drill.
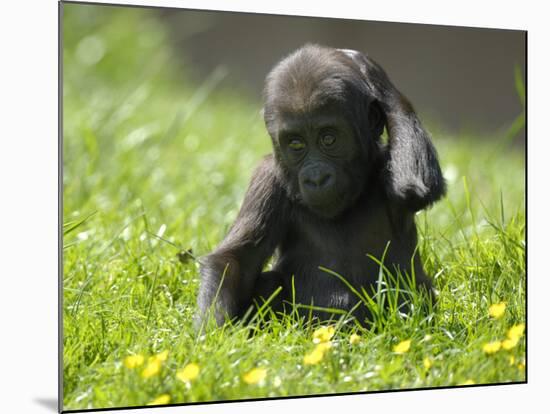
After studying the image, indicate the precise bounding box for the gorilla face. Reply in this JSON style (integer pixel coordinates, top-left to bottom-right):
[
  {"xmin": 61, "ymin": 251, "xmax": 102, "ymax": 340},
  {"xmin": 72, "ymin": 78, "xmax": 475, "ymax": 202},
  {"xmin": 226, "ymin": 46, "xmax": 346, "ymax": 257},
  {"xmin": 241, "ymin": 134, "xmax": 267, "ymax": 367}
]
[
  {"xmin": 263, "ymin": 52, "xmax": 383, "ymax": 218},
  {"xmin": 272, "ymin": 105, "xmax": 367, "ymax": 218}
]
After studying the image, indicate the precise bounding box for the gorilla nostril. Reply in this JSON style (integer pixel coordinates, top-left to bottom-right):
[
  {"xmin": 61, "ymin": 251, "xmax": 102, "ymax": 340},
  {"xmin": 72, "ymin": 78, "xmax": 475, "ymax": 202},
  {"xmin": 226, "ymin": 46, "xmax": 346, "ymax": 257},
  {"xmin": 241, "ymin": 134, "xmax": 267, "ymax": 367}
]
[
  {"xmin": 319, "ymin": 173, "xmax": 331, "ymax": 187},
  {"xmin": 305, "ymin": 172, "xmax": 332, "ymax": 188}
]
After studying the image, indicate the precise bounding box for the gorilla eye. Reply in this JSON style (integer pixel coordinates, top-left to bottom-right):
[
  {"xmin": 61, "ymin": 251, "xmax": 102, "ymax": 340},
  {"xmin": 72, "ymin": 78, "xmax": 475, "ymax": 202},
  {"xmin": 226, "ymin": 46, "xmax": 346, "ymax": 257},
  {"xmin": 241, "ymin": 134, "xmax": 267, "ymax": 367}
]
[
  {"xmin": 321, "ymin": 133, "xmax": 336, "ymax": 147},
  {"xmin": 288, "ymin": 139, "xmax": 306, "ymax": 151}
]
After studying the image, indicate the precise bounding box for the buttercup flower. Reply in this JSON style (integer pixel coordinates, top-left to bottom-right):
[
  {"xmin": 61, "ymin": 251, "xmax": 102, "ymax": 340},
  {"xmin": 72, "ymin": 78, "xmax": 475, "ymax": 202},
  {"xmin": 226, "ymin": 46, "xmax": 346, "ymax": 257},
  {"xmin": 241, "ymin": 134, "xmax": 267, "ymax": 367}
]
[
  {"xmin": 488, "ymin": 302, "xmax": 506, "ymax": 319},
  {"xmin": 507, "ymin": 324, "xmax": 525, "ymax": 340},
  {"xmin": 123, "ymin": 354, "xmax": 144, "ymax": 369},
  {"xmin": 147, "ymin": 394, "xmax": 171, "ymax": 405},
  {"xmin": 141, "ymin": 350, "xmax": 169, "ymax": 378},
  {"xmin": 499, "ymin": 323, "xmax": 525, "ymax": 350},
  {"xmin": 393, "ymin": 339, "xmax": 411, "ymax": 354},
  {"xmin": 176, "ymin": 363, "xmax": 200, "ymax": 382},
  {"xmin": 316, "ymin": 342, "xmax": 332, "ymax": 352},
  {"xmin": 243, "ymin": 368, "xmax": 267, "ymax": 385},
  {"xmin": 303, "ymin": 348, "xmax": 325, "ymax": 365},
  {"xmin": 502, "ymin": 337, "xmax": 519, "ymax": 351},
  {"xmin": 459, "ymin": 379, "xmax": 475, "ymax": 386},
  {"xmin": 313, "ymin": 326, "xmax": 335, "ymax": 343},
  {"xmin": 482, "ymin": 341, "xmax": 502, "ymax": 355},
  {"xmin": 423, "ymin": 357, "xmax": 433, "ymax": 370},
  {"xmin": 349, "ymin": 334, "xmax": 361, "ymax": 345},
  {"xmin": 150, "ymin": 350, "xmax": 169, "ymax": 363},
  {"xmin": 304, "ymin": 341, "xmax": 333, "ymax": 365},
  {"xmin": 141, "ymin": 359, "xmax": 162, "ymax": 378}
]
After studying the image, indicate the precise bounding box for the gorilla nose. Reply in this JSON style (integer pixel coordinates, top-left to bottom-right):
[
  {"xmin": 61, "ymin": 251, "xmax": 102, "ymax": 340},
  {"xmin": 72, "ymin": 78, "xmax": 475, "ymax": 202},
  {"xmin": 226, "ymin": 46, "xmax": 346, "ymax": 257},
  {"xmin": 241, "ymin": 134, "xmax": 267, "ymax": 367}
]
[{"xmin": 304, "ymin": 170, "xmax": 333, "ymax": 189}]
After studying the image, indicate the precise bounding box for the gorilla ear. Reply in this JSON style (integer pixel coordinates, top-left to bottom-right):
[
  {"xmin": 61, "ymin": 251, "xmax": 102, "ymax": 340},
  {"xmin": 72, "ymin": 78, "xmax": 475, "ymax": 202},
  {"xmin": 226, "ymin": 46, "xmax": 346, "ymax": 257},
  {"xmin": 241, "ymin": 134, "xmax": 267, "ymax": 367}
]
[
  {"xmin": 339, "ymin": 48, "xmax": 446, "ymax": 211},
  {"xmin": 368, "ymin": 100, "xmax": 386, "ymax": 138}
]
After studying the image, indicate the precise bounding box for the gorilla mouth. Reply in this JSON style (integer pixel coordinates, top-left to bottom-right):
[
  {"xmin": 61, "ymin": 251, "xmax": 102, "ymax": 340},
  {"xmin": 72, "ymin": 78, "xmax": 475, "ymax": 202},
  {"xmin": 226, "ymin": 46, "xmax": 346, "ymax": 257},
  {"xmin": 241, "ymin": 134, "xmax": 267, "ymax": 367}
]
[
  {"xmin": 302, "ymin": 180, "xmax": 365, "ymax": 219},
  {"xmin": 303, "ymin": 192, "xmax": 350, "ymax": 219}
]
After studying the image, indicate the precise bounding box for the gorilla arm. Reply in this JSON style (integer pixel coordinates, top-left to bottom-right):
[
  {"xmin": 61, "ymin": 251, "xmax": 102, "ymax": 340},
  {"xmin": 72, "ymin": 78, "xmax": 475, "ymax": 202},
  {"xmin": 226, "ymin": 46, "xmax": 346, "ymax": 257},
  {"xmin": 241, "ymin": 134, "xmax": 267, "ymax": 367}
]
[{"xmin": 196, "ymin": 155, "xmax": 289, "ymax": 327}]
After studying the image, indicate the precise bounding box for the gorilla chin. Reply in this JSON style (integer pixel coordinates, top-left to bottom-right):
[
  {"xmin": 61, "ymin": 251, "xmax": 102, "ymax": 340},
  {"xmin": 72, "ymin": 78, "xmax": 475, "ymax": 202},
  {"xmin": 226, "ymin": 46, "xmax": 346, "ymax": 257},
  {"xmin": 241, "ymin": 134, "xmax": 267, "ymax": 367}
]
[{"xmin": 299, "ymin": 185, "xmax": 353, "ymax": 219}]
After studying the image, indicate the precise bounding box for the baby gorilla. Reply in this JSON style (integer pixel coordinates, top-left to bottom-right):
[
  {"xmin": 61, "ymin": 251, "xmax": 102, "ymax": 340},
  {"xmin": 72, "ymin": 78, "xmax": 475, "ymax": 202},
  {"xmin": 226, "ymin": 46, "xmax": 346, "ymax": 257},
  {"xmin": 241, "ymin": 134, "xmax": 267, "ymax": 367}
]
[{"xmin": 196, "ymin": 44, "xmax": 445, "ymax": 327}]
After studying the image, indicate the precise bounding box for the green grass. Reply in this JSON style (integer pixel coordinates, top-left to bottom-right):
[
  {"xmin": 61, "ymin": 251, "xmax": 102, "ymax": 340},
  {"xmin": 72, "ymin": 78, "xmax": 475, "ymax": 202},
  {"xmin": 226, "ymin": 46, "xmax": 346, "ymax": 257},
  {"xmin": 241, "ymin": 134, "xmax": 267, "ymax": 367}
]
[{"xmin": 62, "ymin": 5, "xmax": 526, "ymax": 411}]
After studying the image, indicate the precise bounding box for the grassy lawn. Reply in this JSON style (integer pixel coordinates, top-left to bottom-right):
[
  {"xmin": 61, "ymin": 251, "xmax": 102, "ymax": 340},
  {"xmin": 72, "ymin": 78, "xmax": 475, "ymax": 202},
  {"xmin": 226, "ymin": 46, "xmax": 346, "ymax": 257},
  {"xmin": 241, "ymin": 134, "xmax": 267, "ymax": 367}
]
[{"xmin": 62, "ymin": 5, "xmax": 526, "ymax": 411}]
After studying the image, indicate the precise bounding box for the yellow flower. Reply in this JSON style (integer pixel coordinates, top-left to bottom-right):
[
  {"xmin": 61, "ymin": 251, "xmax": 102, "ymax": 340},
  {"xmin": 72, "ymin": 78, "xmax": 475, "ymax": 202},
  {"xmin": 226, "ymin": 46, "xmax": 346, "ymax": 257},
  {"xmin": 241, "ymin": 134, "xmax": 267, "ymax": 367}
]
[
  {"xmin": 349, "ymin": 334, "xmax": 361, "ymax": 345},
  {"xmin": 423, "ymin": 357, "xmax": 433, "ymax": 370},
  {"xmin": 147, "ymin": 394, "xmax": 171, "ymax": 406},
  {"xmin": 518, "ymin": 362, "xmax": 525, "ymax": 371},
  {"xmin": 482, "ymin": 341, "xmax": 502, "ymax": 355},
  {"xmin": 509, "ymin": 356, "xmax": 516, "ymax": 366},
  {"xmin": 393, "ymin": 339, "xmax": 411, "ymax": 354},
  {"xmin": 303, "ymin": 348, "xmax": 325, "ymax": 365},
  {"xmin": 459, "ymin": 379, "xmax": 475, "ymax": 386},
  {"xmin": 313, "ymin": 326, "xmax": 335, "ymax": 343},
  {"xmin": 316, "ymin": 342, "xmax": 332, "ymax": 352},
  {"xmin": 507, "ymin": 324, "xmax": 525, "ymax": 340},
  {"xmin": 303, "ymin": 341, "xmax": 332, "ymax": 365},
  {"xmin": 141, "ymin": 359, "xmax": 162, "ymax": 378},
  {"xmin": 243, "ymin": 368, "xmax": 267, "ymax": 385},
  {"xmin": 123, "ymin": 354, "xmax": 144, "ymax": 369},
  {"xmin": 176, "ymin": 363, "xmax": 200, "ymax": 382},
  {"xmin": 502, "ymin": 337, "xmax": 519, "ymax": 351},
  {"xmin": 149, "ymin": 350, "xmax": 169, "ymax": 363},
  {"xmin": 488, "ymin": 302, "xmax": 506, "ymax": 319},
  {"xmin": 498, "ymin": 324, "xmax": 525, "ymax": 351}
]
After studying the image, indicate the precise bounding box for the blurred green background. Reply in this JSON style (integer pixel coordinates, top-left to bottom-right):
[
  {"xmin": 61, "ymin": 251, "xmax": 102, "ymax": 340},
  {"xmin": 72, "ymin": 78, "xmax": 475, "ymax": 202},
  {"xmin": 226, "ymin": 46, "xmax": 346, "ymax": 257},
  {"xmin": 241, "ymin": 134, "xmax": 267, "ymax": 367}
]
[{"xmin": 62, "ymin": 3, "xmax": 525, "ymax": 411}]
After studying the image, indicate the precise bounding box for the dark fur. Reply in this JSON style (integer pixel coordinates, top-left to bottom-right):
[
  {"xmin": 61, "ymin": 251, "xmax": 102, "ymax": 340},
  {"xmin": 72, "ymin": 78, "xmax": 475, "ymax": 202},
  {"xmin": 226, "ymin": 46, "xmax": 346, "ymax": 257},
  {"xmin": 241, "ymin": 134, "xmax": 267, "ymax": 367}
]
[{"xmin": 196, "ymin": 44, "xmax": 446, "ymax": 326}]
